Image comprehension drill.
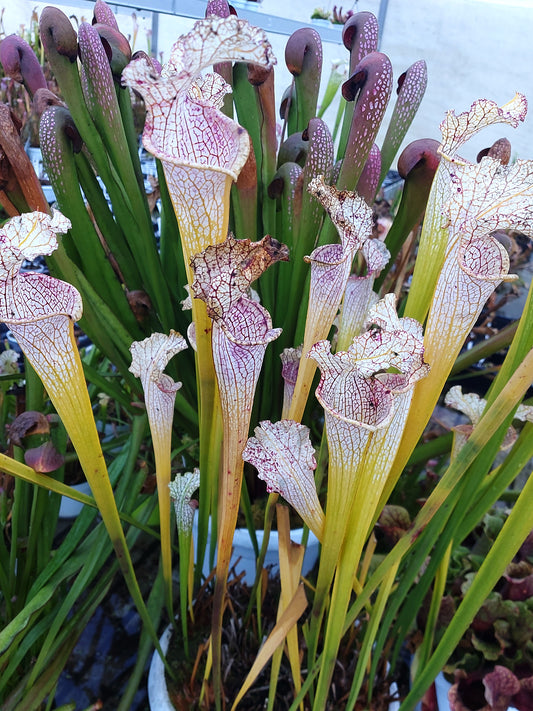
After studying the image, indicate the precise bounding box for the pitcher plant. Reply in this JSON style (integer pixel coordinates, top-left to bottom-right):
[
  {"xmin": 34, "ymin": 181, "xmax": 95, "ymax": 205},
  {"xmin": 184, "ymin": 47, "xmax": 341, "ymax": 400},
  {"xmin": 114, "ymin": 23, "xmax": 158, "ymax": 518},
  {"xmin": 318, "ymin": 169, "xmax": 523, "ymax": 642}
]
[{"xmin": 1, "ymin": 2, "xmax": 533, "ymax": 711}]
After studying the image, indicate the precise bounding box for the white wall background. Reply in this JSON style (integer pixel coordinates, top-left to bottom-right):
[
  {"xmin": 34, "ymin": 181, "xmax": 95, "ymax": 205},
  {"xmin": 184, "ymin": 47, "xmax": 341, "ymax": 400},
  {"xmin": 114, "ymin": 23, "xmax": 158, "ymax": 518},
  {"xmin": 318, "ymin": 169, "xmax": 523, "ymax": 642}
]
[
  {"xmin": 378, "ymin": 0, "xmax": 533, "ymax": 162},
  {"xmin": 3, "ymin": 0, "xmax": 533, "ymax": 164}
]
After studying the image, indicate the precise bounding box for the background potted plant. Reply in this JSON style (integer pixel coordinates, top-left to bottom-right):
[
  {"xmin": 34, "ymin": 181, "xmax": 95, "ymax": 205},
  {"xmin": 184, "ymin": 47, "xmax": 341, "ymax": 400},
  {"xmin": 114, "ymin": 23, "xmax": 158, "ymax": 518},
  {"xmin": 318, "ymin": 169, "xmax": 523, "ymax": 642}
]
[{"xmin": 412, "ymin": 507, "xmax": 533, "ymax": 711}]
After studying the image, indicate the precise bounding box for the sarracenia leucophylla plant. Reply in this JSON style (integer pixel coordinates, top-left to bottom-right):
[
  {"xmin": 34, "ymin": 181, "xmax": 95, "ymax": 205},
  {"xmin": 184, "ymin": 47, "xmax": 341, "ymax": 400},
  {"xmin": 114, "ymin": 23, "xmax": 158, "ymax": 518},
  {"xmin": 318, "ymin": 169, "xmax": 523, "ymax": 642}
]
[
  {"xmin": 3, "ymin": 2, "xmax": 533, "ymax": 709},
  {"xmin": 0, "ymin": 0, "xmax": 427, "ymax": 570},
  {"xmin": 0, "ymin": 212, "xmax": 169, "ymax": 675},
  {"xmin": 244, "ymin": 92, "xmax": 533, "ymax": 708},
  {"xmin": 122, "ymin": 17, "xmax": 276, "ymax": 607}
]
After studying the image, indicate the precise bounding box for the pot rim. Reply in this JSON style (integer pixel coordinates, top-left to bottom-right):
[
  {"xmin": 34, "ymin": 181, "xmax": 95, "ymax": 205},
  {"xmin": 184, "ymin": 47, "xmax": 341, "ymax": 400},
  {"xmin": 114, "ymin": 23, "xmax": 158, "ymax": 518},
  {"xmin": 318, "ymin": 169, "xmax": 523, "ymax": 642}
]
[{"xmin": 148, "ymin": 624, "xmax": 174, "ymax": 711}]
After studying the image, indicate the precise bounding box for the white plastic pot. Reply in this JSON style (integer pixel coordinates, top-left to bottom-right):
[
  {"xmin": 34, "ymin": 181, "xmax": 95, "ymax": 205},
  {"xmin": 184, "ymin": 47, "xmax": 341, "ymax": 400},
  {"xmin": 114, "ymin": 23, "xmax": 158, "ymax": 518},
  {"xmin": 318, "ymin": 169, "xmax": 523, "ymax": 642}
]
[
  {"xmin": 148, "ymin": 625, "xmax": 174, "ymax": 711},
  {"xmin": 435, "ymin": 672, "xmax": 452, "ymax": 710},
  {"xmin": 149, "ymin": 523, "xmax": 320, "ymax": 709},
  {"xmin": 58, "ymin": 481, "xmax": 92, "ymax": 518},
  {"xmin": 192, "ymin": 517, "xmax": 320, "ymax": 584},
  {"xmin": 25, "ymin": 143, "xmax": 45, "ymax": 181},
  {"xmin": 149, "ymin": 625, "xmax": 401, "ymax": 711}
]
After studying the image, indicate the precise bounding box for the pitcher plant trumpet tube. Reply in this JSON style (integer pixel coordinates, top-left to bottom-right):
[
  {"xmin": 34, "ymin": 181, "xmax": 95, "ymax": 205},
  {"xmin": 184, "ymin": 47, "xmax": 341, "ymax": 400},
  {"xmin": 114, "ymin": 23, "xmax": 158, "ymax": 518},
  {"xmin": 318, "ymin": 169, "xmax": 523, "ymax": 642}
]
[
  {"xmin": 123, "ymin": 16, "xmax": 276, "ymax": 583},
  {"xmin": 191, "ymin": 233, "xmax": 287, "ymax": 704},
  {"xmin": 309, "ymin": 294, "xmax": 429, "ymax": 706},
  {"xmin": 288, "ymin": 175, "xmax": 374, "ymax": 422},
  {"xmin": 0, "ymin": 210, "xmax": 162, "ymax": 653},
  {"xmin": 169, "ymin": 468, "xmax": 201, "ymax": 658},
  {"xmin": 394, "ymin": 95, "xmax": 533, "ymax": 487},
  {"xmin": 445, "ymin": 385, "xmax": 533, "ymax": 458},
  {"xmin": 122, "ymin": 16, "xmax": 275, "ymax": 282},
  {"xmin": 129, "ymin": 330, "xmax": 188, "ymax": 617},
  {"xmin": 406, "ymin": 93, "xmax": 528, "ymax": 324},
  {"xmin": 243, "ymin": 419, "xmax": 325, "ymax": 540}
]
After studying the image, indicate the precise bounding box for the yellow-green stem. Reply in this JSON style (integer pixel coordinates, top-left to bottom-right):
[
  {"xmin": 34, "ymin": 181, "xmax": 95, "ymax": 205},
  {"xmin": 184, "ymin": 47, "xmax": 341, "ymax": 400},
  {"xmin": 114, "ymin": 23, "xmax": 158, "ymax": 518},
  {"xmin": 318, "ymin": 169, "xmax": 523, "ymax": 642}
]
[
  {"xmin": 152, "ymin": 430, "xmax": 174, "ymax": 621},
  {"xmin": 307, "ymin": 422, "xmax": 370, "ymax": 674},
  {"xmin": 211, "ymin": 415, "xmax": 247, "ymax": 710},
  {"xmin": 24, "ymin": 326, "xmax": 167, "ymax": 664},
  {"xmin": 193, "ymin": 296, "xmax": 223, "ymax": 581},
  {"xmin": 414, "ymin": 542, "xmax": 452, "ymax": 675}
]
